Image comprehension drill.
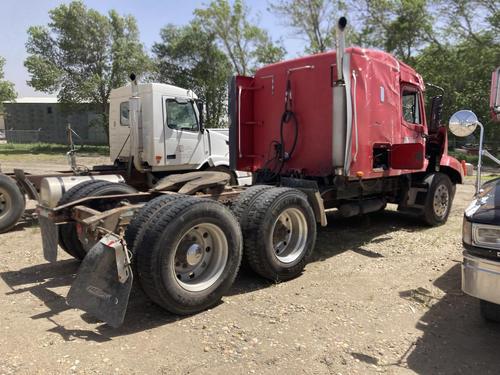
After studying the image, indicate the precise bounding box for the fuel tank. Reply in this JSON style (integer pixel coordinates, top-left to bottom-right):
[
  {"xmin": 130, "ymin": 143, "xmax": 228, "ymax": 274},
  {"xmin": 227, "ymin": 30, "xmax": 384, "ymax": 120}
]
[{"xmin": 40, "ymin": 175, "xmax": 125, "ymax": 208}]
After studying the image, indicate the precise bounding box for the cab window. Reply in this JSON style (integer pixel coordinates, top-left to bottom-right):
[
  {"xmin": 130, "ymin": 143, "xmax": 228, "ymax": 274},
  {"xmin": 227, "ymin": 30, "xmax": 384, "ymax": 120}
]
[
  {"xmin": 166, "ymin": 99, "xmax": 198, "ymax": 131},
  {"xmin": 120, "ymin": 101, "xmax": 129, "ymax": 126},
  {"xmin": 402, "ymin": 90, "xmax": 422, "ymax": 124}
]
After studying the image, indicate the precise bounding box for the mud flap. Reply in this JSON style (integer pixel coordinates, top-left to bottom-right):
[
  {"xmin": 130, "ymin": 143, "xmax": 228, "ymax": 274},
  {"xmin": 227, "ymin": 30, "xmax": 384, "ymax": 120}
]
[
  {"xmin": 39, "ymin": 215, "xmax": 59, "ymax": 263},
  {"xmin": 67, "ymin": 234, "xmax": 133, "ymax": 328}
]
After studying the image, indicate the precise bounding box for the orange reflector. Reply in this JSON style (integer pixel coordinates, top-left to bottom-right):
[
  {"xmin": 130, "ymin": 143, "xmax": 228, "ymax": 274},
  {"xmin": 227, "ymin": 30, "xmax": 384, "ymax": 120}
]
[
  {"xmin": 155, "ymin": 155, "xmax": 162, "ymax": 163},
  {"xmin": 356, "ymin": 171, "xmax": 364, "ymax": 178}
]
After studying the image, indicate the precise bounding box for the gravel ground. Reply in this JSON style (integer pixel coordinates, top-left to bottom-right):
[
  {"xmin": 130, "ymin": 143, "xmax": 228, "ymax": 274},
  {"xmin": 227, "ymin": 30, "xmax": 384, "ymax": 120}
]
[{"xmin": 1, "ymin": 156, "xmax": 500, "ymax": 374}]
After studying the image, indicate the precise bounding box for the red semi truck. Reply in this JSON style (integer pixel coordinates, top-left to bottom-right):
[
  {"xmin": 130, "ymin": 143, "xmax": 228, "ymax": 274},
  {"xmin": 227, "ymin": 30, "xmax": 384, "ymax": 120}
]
[{"xmin": 36, "ymin": 18, "xmax": 463, "ymax": 327}]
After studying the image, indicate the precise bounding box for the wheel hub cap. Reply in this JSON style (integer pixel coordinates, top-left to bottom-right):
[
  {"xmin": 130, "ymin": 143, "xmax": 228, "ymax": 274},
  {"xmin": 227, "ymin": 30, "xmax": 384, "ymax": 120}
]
[
  {"xmin": 186, "ymin": 244, "xmax": 203, "ymax": 266},
  {"xmin": 433, "ymin": 184, "xmax": 449, "ymax": 218},
  {"xmin": 271, "ymin": 207, "xmax": 308, "ymax": 264},
  {"xmin": 172, "ymin": 223, "xmax": 228, "ymax": 292}
]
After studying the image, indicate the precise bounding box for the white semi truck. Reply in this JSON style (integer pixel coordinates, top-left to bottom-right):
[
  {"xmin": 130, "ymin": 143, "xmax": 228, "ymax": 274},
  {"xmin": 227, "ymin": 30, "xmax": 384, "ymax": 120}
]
[
  {"xmin": 0, "ymin": 77, "xmax": 250, "ymax": 232},
  {"xmin": 108, "ymin": 81, "xmax": 235, "ymax": 175}
]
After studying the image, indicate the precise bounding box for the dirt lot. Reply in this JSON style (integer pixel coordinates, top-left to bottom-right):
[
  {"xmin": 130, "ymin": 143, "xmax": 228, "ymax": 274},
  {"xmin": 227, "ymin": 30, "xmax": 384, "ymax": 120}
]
[{"xmin": 1, "ymin": 156, "xmax": 500, "ymax": 375}]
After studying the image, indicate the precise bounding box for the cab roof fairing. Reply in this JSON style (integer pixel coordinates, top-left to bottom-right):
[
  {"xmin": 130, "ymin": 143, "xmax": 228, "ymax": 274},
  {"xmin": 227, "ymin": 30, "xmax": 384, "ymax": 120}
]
[{"xmin": 254, "ymin": 46, "xmax": 425, "ymax": 91}]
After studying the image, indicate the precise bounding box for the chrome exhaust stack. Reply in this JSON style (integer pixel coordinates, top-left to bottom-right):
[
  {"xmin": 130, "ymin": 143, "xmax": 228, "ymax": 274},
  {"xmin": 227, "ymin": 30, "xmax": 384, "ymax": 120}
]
[
  {"xmin": 129, "ymin": 73, "xmax": 146, "ymax": 172},
  {"xmin": 336, "ymin": 17, "xmax": 347, "ymax": 82},
  {"xmin": 332, "ymin": 17, "xmax": 349, "ymax": 173}
]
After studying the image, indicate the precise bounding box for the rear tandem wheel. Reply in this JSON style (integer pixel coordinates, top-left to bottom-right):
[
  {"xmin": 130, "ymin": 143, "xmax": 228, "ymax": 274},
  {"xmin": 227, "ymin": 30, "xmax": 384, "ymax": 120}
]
[
  {"xmin": 238, "ymin": 187, "xmax": 317, "ymax": 281},
  {"xmin": 134, "ymin": 196, "xmax": 243, "ymax": 315}
]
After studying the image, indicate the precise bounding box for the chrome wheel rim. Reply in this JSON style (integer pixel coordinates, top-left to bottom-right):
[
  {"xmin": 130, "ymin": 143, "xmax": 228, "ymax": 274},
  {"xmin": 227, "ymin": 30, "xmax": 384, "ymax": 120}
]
[
  {"xmin": 433, "ymin": 184, "xmax": 449, "ymax": 218},
  {"xmin": 271, "ymin": 207, "xmax": 308, "ymax": 264},
  {"xmin": 0, "ymin": 187, "xmax": 11, "ymax": 221},
  {"xmin": 172, "ymin": 223, "xmax": 228, "ymax": 292}
]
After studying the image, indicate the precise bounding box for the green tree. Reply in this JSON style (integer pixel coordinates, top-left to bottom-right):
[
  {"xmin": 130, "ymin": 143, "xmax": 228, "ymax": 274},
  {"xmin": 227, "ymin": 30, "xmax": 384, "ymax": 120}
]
[
  {"xmin": 194, "ymin": 0, "xmax": 285, "ymax": 75},
  {"xmin": 153, "ymin": 23, "xmax": 232, "ymax": 128},
  {"xmin": 433, "ymin": 0, "xmax": 500, "ymax": 43},
  {"xmin": 356, "ymin": 0, "xmax": 434, "ymax": 63},
  {"xmin": 269, "ymin": 0, "xmax": 345, "ymax": 53},
  {"xmin": 24, "ymin": 1, "xmax": 150, "ymax": 138},
  {"xmin": 415, "ymin": 33, "xmax": 500, "ymax": 149},
  {"xmin": 0, "ymin": 57, "xmax": 16, "ymax": 112}
]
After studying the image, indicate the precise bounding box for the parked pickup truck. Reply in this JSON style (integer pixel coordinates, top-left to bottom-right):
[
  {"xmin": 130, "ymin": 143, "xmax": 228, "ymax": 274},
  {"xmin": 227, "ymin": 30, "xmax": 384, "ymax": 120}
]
[
  {"xmin": 462, "ymin": 177, "xmax": 500, "ymax": 320},
  {"xmin": 453, "ymin": 67, "xmax": 500, "ymax": 321}
]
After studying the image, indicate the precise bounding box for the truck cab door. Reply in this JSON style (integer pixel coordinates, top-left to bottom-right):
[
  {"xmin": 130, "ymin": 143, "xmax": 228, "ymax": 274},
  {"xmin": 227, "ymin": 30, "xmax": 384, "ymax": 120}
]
[
  {"xmin": 391, "ymin": 86, "xmax": 426, "ymax": 170},
  {"xmin": 163, "ymin": 96, "xmax": 208, "ymax": 168}
]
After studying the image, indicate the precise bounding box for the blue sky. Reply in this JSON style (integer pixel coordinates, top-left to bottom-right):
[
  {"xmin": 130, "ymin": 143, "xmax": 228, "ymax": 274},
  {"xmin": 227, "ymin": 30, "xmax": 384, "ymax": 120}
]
[{"xmin": 1, "ymin": 0, "xmax": 305, "ymax": 97}]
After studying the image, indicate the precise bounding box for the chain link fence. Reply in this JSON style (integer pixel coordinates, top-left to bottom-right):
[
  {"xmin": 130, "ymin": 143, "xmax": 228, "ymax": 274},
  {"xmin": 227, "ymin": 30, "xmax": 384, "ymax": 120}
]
[
  {"xmin": 4, "ymin": 127, "xmax": 107, "ymax": 145},
  {"xmin": 5, "ymin": 129, "xmax": 42, "ymax": 143}
]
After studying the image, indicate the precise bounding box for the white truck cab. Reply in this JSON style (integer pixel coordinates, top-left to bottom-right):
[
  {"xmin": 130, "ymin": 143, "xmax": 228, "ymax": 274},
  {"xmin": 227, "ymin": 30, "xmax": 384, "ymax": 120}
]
[{"xmin": 109, "ymin": 83, "xmax": 246, "ymax": 181}]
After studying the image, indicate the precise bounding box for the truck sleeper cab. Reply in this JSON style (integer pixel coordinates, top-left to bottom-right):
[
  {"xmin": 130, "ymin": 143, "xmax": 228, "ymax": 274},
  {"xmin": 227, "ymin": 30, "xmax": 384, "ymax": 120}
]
[{"xmin": 229, "ymin": 46, "xmax": 463, "ymax": 222}]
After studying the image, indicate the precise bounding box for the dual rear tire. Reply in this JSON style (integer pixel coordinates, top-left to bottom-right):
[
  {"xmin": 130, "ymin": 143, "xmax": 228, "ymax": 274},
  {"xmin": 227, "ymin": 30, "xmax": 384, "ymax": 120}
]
[
  {"xmin": 128, "ymin": 186, "xmax": 317, "ymax": 315},
  {"xmin": 233, "ymin": 186, "xmax": 317, "ymax": 281},
  {"xmin": 129, "ymin": 196, "xmax": 242, "ymax": 315}
]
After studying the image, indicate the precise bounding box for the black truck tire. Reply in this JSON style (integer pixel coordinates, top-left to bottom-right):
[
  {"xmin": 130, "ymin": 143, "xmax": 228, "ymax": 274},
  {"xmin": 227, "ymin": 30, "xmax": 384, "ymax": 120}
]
[
  {"xmin": 0, "ymin": 174, "xmax": 25, "ymax": 233},
  {"xmin": 125, "ymin": 194, "xmax": 185, "ymax": 253},
  {"xmin": 231, "ymin": 185, "xmax": 273, "ymax": 222},
  {"xmin": 422, "ymin": 173, "xmax": 454, "ymax": 226},
  {"xmin": 242, "ymin": 187, "xmax": 317, "ymax": 281},
  {"xmin": 480, "ymin": 300, "xmax": 500, "ymax": 323},
  {"xmin": 231, "ymin": 185, "xmax": 273, "ymax": 271},
  {"xmin": 58, "ymin": 180, "xmax": 137, "ymax": 260},
  {"xmin": 135, "ymin": 197, "xmax": 242, "ymax": 315}
]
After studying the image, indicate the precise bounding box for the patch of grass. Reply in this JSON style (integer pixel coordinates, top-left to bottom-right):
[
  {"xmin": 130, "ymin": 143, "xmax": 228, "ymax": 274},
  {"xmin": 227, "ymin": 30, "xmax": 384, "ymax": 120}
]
[{"xmin": 0, "ymin": 143, "xmax": 109, "ymax": 156}]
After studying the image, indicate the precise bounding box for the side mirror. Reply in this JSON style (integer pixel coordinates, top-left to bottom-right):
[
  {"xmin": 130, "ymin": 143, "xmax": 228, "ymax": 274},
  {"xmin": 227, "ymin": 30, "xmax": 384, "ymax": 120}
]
[
  {"xmin": 429, "ymin": 95, "xmax": 443, "ymax": 132},
  {"xmin": 197, "ymin": 101, "xmax": 205, "ymax": 131},
  {"xmin": 448, "ymin": 110, "xmax": 478, "ymax": 137}
]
